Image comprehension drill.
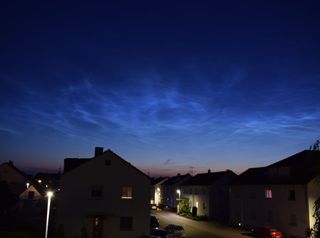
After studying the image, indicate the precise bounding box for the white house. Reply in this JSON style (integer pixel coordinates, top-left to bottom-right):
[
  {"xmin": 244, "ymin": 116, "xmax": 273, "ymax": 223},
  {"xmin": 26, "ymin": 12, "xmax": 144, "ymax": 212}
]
[
  {"xmin": 229, "ymin": 150, "xmax": 320, "ymax": 238},
  {"xmin": 57, "ymin": 147, "xmax": 150, "ymax": 238},
  {"xmin": 151, "ymin": 177, "xmax": 168, "ymax": 206},
  {"xmin": 160, "ymin": 173, "xmax": 191, "ymax": 209},
  {"xmin": 180, "ymin": 170, "xmax": 237, "ymax": 222}
]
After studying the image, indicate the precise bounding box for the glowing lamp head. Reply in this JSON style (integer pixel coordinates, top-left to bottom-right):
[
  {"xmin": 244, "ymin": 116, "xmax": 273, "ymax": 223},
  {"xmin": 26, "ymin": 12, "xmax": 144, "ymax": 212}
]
[
  {"xmin": 176, "ymin": 189, "xmax": 181, "ymax": 194},
  {"xmin": 47, "ymin": 191, "xmax": 53, "ymax": 197}
]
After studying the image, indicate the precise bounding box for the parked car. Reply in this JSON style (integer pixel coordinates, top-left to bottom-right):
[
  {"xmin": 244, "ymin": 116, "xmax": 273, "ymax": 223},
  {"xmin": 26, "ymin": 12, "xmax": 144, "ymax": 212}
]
[
  {"xmin": 151, "ymin": 203, "xmax": 157, "ymax": 210},
  {"xmin": 151, "ymin": 228, "xmax": 169, "ymax": 238},
  {"xmin": 150, "ymin": 215, "xmax": 160, "ymax": 229},
  {"xmin": 164, "ymin": 224, "xmax": 186, "ymax": 238},
  {"xmin": 252, "ymin": 227, "xmax": 283, "ymax": 238}
]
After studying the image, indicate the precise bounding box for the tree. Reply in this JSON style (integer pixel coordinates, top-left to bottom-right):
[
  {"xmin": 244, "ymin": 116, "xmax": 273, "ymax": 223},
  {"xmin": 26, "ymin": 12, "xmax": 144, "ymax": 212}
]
[
  {"xmin": 307, "ymin": 198, "xmax": 320, "ymax": 238},
  {"xmin": 80, "ymin": 225, "xmax": 89, "ymax": 238},
  {"xmin": 178, "ymin": 198, "xmax": 191, "ymax": 216},
  {"xmin": 310, "ymin": 139, "xmax": 320, "ymax": 151},
  {"xmin": 55, "ymin": 224, "xmax": 65, "ymax": 238}
]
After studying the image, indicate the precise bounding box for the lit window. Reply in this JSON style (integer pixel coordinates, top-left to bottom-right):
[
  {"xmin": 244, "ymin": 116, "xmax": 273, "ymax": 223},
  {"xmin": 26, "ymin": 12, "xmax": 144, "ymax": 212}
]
[
  {"xmin": 91, "ymin": 186, "xmax": 103, "ymax": 199},
  {"xmin": 120, "ymin": 216, "xmax": 133, "ymax": 230},
  {"xmin": 121, "ymin": 186, "xmax": 133, "ymax": 199},
  {"xmin": 265, "ymin": 189, "xmax": 272, "ymax": 199}
]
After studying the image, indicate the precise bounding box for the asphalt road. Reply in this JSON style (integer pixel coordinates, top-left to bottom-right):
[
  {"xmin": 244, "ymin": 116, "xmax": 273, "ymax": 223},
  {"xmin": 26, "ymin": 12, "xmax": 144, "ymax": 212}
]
[{"xmin": 151, "ymin": 210, "xmax": 251, "ymax": 238}]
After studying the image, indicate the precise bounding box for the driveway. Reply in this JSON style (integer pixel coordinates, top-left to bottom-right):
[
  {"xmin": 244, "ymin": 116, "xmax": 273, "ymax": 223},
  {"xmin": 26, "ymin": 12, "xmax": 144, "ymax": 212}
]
[{"xmin": 151, "ymin": 210, "xmax": 251, "ymax": 238}]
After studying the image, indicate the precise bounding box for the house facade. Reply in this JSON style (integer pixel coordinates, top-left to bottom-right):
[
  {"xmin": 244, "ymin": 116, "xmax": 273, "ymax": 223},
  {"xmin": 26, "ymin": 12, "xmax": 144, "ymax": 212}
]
[
  {"xmin": 180, "ymin": 170, "xmax": 237, "ymax": 222},
  {"xmin": 160, "ymin": 173, "xmax": 191, "ymax": 209},
  {"xmin": 151, "ymin": 177, "xmax": 168, "ymax": 206},
  {"xmin": 57, "ymin": 147, "xmax": 150, "ymax": 238},
  {"xmin": 229, "ymin": 150, "xmax": 320, "ymax": 238}
]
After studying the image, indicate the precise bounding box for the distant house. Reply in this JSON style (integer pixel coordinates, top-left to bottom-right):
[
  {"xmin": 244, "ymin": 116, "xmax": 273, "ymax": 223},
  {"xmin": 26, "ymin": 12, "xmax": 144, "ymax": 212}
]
[
  {"xmin": 19, "ymin": 183, "xmax": 44, "ymax": 207},
  {"xmin": 151, "ymin": 177, "xmax": 168, "ymax": 206},
  {"xmin": 160, "ymin": 173, "xmax": 191, "ymax": 209},
  {"xmin": 180, "ymin": 170, "xmax": 237, "ymax": 222},
  {"xmin": 229, "ymin": 150, "xmax": 320, "ymax": 238},
  {"xmin": 57, "ymin": 147, "xmax": 150, "ymax": 238}
]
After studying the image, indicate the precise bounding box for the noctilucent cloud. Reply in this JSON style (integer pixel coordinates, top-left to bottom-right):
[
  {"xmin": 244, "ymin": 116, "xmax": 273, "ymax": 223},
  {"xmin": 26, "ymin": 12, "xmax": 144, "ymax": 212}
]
[{"xmin": 0, "ymin": 1, "xmax": 320, "ymax": 176}]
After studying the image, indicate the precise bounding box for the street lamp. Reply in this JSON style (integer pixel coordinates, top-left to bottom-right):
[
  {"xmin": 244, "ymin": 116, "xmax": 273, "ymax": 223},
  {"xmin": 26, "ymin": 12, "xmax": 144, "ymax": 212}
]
[
  {"xmin": 176, "ymin": 189, "xmax": 181, "ymax": 213},
  {"xmin": 176, "ymin": 189, "xmax": 181, "ymax": 200},
  {"xmin": 45, "ymin": 191, "xmax": 53, "ymax": 238}
]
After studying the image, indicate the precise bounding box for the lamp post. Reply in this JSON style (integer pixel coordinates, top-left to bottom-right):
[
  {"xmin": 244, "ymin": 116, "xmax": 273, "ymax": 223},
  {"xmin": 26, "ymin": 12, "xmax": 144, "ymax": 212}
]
[
  {"xmin": 45, "ymin": 191, "xmax": 53, "ymax": 238},
  {"xmin": 176, "ymin": 189, "xmax": 181, "ymax": 213}
]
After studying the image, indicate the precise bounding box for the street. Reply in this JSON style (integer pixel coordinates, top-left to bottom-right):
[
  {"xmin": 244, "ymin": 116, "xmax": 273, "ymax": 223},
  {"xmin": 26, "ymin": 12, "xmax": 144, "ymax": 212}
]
[{"xmin": 151, "ymin": 210, "xmax": 251, "ymax": 238}]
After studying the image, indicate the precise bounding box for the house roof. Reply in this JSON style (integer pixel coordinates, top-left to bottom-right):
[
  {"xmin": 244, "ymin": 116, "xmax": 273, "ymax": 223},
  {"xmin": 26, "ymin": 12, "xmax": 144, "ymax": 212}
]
[
  {"xmin": 63, "ymin": 148, "xmax": 150, "ymax": 179},
  {"xmin": 0, "ymin": 161, "xmax": 27, "ymax": 179},
  {"xmin": 64, "ymin": 158, "xmax": 91, "ymax": 173},
  {"xmin": 162, "ymin": 173, "xmax": 191, "ymax": 186},
  {"xmin": 151, "ymin": 177, "xmax": 168, "ymax": 186},
  {"xmin": 181, "ymin": 170, "xmax": 236, "ymax": 186},
  {"xmin": 231, "ymin": 150, "xmax": 320, "ymax": 185}
]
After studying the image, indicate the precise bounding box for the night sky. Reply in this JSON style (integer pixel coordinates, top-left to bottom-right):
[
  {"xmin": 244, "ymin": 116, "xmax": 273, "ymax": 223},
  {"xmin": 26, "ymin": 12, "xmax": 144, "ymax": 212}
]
[{"xmin": 1, "ymin": 1, "xmax": 320, "ymax": 176}]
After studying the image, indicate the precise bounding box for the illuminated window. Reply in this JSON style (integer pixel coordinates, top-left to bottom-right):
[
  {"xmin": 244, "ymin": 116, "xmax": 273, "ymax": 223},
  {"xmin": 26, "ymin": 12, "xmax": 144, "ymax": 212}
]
[
  {"xmin": 121, "ymin": 186, "xmax": 133, "ymax": 199},
  {"xmin": 265, "ymin": 189, "xmax": 272, "ymax": 199},
  {"xmin": 120, "ymin": 216, "xmax": 133, "ymax": 230},
  {"xmin": 91, "ymin": 186, "xmax": 103, "ymax": 199}
]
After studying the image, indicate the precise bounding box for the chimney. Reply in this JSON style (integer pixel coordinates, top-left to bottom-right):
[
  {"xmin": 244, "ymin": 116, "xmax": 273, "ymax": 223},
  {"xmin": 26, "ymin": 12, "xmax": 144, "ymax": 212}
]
[
  {"xmin": 208, "ymin": 169, "xmax": 211, "ymax": 174},
  {"xmin": 94, "ymin": 147, "xmax": 104, "ymax": 157}
]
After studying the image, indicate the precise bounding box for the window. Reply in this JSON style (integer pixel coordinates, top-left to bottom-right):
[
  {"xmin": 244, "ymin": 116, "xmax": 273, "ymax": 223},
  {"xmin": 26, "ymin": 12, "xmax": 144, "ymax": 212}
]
[
  {"xmin": 265, "ymin": 189, "xmax": 272, "ymax": 199},
  {"xmin": 250, "ymin": 191, "xmax": 256, "ymax": 199},
  {"xmin": 91, "ymin": 186, "xmax": 103, "ymax": 199},
  {"xmin": 120, "ymin": 216, "xmax": 133, "ymax": 231},
  {"xmin": 203, "ymin": 202, "xmax": 206, "ymax": 210},
  {"xmin": 289, "ymin": 190, "xmax": 295, "ymax": 201},
  {"xmin": 28, "ymin": 191, "xmax": 35, "ymax": 200},
  {"xmin": 289, "ymin": 214, "xmax": 297, "ymax": 226},
  {"xmin": 121, "ymin": 186, "xmax": 133, "ymax": 199},
  {"xmin": 251, "ymin": 210, "xmax": 256, "ymax": 221},
  {"xmin": 267, "ymin": 210, "xmax": 273, "ymax": 222}
]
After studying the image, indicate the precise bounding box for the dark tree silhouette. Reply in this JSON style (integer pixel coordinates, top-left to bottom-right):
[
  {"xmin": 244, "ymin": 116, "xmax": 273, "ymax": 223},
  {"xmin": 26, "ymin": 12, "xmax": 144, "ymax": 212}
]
[{"xmin": 310, "ymin": 139, "xmax": 320, "ymax": 151}]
